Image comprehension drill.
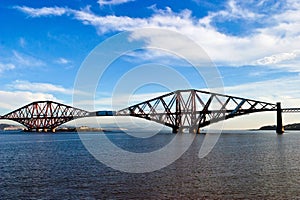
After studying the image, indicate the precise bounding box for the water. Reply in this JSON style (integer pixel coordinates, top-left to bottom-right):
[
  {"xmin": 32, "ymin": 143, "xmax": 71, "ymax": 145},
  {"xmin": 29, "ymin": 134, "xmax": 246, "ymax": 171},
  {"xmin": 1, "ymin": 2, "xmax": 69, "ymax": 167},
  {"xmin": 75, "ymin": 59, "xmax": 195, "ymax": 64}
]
[{"xmin": 0, "ymin": 130, "xmax": 300, "ymax": 199}]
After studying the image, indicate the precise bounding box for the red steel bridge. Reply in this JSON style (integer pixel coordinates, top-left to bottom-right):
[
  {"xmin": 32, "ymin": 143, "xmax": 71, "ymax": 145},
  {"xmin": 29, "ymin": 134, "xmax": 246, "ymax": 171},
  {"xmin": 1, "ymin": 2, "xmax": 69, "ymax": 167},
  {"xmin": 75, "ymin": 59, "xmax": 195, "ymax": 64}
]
[{"xmin": 0, "ymin": 89, "xmax": 297, "ymax": 134}]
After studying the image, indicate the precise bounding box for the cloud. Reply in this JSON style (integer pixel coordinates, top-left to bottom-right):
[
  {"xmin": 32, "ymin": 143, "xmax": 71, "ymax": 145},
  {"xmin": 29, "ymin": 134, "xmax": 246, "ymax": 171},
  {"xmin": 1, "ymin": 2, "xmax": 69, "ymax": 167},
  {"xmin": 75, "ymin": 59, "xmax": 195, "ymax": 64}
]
[
  {"xmin": 12, "ymin": 50, "xmax": 45, "ymax": 67},
  {"xmin": 0, "ymin": 90, "xmax": 58, "ymax": 112},
  {"xmin": 7, "ymin": 80, "xmax": 88, "ymax": 97},
  {"xmin": 14, "ymin": 1, "xmax": 300, "ymax": 71},
  {"xmin": 226, "ymin": 0, "xmax": 260, "ymax": 19},
  {"xmin": 14, "ymin": 6, "xmax": 68, "ymax": 17},
  {"xmin": 255, "ymin": 51, "xmax": 300, "ymax": 65},
  {"xmin": 0, "ymin": 49, "xmax": 45, "ymax": 75},
  {"xmin": 0, "ymin": 80, "xmax": 89, "ymax": 114},
  {"xmin": 98, "ymin": 0, "xmax": 135, "ymax": 6},
  {"xmin": 0, "ymin": 63, "xmax": 15, "ymax": 74},
  {"xmin": 71, "ymin": 8, "xmax": 147, "ymax": 34},
  {"xmin": 56, "ymin": 57, "xmax": 71, "ymax": 64},
  {"xmin": 19, "ymin": 37, "xmax": 26, "ymax": 48},
  {"xmin": 200, "ymin": 0, "xmax": 263, "ymax": 25},
  {"xmin": 8, "ymin": 80, "xmax": 74, "ymax": 95},
  {"xmin": 0, "ymin": 50, "xmax": 45, "ymax": 76}
]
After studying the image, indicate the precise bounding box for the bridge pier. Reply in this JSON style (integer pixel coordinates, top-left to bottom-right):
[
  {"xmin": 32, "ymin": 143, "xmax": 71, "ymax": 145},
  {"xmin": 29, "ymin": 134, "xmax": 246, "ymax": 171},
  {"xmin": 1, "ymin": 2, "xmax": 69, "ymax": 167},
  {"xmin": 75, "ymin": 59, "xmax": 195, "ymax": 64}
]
[
  {"xmin": 276, "ymin": 102, "xmax": 284, "ymax": 134},
  {"xmin": 172, "ymin": 127, "xmax": 187, "ymax": 133},
  {"xmin": 172, "ymin": 126, "xmax": 201, "ymax": 134},
  {"xmin": 189, "ymin": 126, "xmax": 201, "ymax": 134},
  {"xmin": 172, "ymin": 127, "xmax": 178, "ymax": 133}
]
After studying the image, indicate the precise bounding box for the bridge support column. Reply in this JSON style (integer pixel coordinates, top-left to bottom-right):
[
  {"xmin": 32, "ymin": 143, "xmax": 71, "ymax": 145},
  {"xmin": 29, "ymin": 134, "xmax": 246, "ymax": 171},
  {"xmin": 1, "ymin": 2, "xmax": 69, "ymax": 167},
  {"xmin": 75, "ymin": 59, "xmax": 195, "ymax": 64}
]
[
  {"xmin": 172, "ymin": 127, "xmax": 178, "ymax": 133},
  {"xmin": 172, "ymin": 127, "xmax": 186, "ymax": 133},
  {"xmin": 276, "ymin": 102, "xmax": 284, "ymax": 134},
  {"xmin": 189, "ymin": 126, "xmax": 201, "ymax": 134}
]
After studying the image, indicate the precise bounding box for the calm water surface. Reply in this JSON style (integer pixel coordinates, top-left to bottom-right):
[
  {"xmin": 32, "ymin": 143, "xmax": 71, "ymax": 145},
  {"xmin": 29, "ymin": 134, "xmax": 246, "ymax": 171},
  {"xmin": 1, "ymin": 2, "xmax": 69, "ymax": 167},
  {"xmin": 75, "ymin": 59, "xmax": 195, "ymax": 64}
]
[{"xmin": 0, "ymin": 130, "xmax": 300, "ymax": 199}]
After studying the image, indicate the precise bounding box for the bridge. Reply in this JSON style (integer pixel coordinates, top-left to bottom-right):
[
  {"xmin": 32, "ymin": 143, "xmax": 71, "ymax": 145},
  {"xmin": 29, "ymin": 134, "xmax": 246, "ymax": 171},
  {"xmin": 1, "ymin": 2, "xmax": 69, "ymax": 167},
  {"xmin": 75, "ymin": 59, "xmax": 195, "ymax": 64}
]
[{"xmin": 0, "ymin": 89, "xmax": 296, "ymax": 134}]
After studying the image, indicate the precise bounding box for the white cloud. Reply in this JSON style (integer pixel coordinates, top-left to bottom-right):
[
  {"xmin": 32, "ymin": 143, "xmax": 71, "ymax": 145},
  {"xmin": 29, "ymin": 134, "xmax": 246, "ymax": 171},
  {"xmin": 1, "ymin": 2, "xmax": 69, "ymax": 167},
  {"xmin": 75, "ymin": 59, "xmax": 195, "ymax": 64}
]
[
  {"xmin": 0, "ymin": 90, "xmax": 58, "ymax": 112},
  {"xmin": 14, "ymin": 6, "xmax": 68, "ymax": 17},
  {"xmin": 14, "ymin": 1, "xmax": 300, "ymax": 71},
  {"xmin": 202, "ymin": 0, "xmax": 263, "ymax": 24},
  {"xmin": 71, "ymin": 9, "xmax": 147, "ymax": 34},
  {"xmin": 0, "ymin": 63, "xmax": 15, "ymax": 74},
  {"xmin": 19, "ymin": 37, "xmax": 26, "ymax": 48},
  {"xmin": 7, "ymin": 80, "xmax": 89, "ymax": 97},
  {"xmin": 8, "ymin": 80, "xmax": 73, "ymax": 95},
  {"xmin": 255, "ymin": 51, "xmax": 300, "ymax": 65},
  {"xmin": 0, "ymin": 50, "xmax": 45, "ymax": 76},
  {"xmin": 98, "ymin": 0, "xmax": 135, "ymax": 6},
  {"xmin": 12, "ymin": 50, "xmax": 45, "ymax": 67},
  {"xmin": 56, "ymin": 57, "xmax": 70, "ymax": 64}
]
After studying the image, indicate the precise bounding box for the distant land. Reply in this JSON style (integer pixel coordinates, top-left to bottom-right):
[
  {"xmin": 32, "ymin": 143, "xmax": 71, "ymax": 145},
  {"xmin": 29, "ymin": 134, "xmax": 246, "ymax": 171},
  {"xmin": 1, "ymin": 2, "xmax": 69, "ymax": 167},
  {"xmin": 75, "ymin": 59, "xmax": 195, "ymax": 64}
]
[
  {"xmin": 0, "ymin": 124, "xmax": 123, "ymax": 132},
  {"xmin": 2, "ymin": 123, "xmax": 300, "ymax": 132},
  {"xmin": 0, "ymin": 124, "xmax": 13, "ymax": 130},
  {"xmin": 259, "ymin": 123, "xmax": 300, "ymax": 130},
  {"xmin": 0, "ymin": 124, "xmax": 24, "ymax": 131}
]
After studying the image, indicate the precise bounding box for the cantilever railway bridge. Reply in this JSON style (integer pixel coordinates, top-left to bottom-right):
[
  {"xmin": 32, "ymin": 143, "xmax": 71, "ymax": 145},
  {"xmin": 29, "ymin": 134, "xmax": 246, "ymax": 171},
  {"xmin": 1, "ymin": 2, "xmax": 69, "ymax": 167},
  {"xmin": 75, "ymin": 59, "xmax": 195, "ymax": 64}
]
[{"xmin": 0, "ymin": 89, "xmax": 298, "ymax": 134}]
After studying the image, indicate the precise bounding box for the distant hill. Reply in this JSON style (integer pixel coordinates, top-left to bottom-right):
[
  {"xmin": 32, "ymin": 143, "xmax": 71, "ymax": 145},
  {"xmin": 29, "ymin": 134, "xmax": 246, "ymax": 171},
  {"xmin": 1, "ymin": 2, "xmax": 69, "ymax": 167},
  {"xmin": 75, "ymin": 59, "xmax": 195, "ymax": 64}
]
[
  {"xmin": 0, "ymin": 124, "xmax": 12, "ymax": 130},
  {"xmin": 260, "ymin": 123, "xmax": 300, "ymax": 130},
  {"xmin": 0, "ymin": 124, "xmax": 25, "ymax": 131}
]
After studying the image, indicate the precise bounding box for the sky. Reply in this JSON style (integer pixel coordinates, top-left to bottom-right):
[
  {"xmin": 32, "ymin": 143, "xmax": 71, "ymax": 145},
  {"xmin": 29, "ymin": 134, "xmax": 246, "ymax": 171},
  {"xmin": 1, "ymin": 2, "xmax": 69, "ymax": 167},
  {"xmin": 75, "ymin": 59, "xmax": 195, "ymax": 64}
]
[{"xmin": 1, "ymin": 0, "xmax": 300, "ymax": 129}]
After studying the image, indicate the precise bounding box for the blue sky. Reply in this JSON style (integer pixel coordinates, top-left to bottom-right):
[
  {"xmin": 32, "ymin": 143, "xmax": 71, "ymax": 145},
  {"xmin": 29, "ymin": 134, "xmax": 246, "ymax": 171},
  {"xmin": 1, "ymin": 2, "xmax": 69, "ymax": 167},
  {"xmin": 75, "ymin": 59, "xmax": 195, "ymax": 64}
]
[{"xmin": 1, "ymin": 0, "xmax": 300, "ymax": 129}]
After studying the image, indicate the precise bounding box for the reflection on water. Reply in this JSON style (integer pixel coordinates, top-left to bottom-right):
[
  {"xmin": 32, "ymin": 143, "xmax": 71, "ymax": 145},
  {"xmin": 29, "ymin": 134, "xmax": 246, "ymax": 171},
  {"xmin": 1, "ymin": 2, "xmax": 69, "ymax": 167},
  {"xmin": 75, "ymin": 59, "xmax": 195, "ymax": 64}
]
[{"xmin": 0, "ymin": 131, "xmax": 300, "ymax": 199}]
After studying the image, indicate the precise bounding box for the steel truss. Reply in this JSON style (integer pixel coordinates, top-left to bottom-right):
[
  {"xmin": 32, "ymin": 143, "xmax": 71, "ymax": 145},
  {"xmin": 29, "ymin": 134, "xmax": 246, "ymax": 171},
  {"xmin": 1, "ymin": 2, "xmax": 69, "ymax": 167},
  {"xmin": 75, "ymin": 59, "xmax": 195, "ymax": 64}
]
[
  {"xmin": 1, "ymin": 101, "xmax": 90, "ymax": 132},
  {"xmin": 117, "ymin": 89, "xmax": 277, "ymax": 133}
]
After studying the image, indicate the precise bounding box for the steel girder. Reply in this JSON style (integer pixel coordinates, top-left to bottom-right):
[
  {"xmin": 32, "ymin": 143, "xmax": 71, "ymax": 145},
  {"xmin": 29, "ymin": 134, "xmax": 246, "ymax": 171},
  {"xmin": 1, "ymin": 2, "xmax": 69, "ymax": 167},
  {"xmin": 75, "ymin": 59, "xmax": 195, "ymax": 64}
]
[
  {"xmin": 1, "ymin": 101, "xmax": 90, "ymax": 132},
  {"xmin": 117, "ymin": 89, "xmax": 277, "ymax": 133}
]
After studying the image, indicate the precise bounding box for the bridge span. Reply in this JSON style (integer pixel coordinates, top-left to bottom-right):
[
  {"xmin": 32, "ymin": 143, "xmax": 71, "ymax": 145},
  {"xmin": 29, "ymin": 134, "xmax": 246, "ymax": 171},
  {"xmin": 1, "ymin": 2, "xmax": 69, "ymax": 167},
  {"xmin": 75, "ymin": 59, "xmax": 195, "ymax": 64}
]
[{"xmin": 0, "ymin": 89, "xmax": 295, "ymax": 134}]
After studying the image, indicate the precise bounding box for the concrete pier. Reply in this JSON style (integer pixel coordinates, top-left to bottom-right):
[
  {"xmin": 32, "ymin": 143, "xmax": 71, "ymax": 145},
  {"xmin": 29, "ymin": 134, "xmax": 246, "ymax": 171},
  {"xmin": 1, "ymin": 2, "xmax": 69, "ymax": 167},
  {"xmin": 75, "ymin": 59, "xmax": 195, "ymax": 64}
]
[{"xmin": 276, "ymin": 102, "xmax": 284, "ymax": 134}]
